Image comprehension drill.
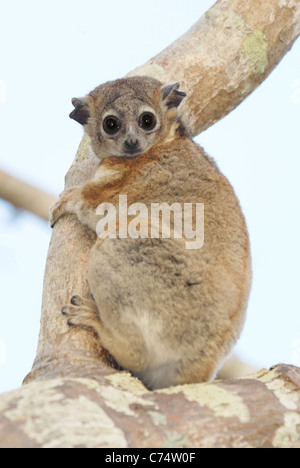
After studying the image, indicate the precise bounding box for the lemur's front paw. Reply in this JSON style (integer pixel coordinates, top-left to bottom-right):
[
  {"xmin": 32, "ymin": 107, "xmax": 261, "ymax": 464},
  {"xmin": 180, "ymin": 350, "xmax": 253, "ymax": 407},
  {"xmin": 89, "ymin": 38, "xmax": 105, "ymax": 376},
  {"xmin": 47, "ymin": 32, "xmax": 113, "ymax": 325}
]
[
  {"xmin": 49, "ymin": 188, "xmax": 77, "ymax": 228},
  {"xmin": 49, "ymin": 199, "xmax": 66, "ymax": 228}
]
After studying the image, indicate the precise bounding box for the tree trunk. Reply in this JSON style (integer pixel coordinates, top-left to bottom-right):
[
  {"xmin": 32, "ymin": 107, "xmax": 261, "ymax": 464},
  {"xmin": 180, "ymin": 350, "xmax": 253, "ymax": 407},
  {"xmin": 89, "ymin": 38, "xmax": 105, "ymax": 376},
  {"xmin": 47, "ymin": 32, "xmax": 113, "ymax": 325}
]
[{"xmin": 1, "ymin": 0, "xmax": 300, "ymax": 448}]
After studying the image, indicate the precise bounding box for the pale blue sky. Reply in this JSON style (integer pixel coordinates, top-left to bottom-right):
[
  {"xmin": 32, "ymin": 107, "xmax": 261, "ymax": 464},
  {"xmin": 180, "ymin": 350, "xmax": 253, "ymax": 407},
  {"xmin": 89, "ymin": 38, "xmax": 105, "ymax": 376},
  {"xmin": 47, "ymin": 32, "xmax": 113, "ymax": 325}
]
[{"xmin": 0, "ymin": 0, "xmax": 299, "ymax": 393}]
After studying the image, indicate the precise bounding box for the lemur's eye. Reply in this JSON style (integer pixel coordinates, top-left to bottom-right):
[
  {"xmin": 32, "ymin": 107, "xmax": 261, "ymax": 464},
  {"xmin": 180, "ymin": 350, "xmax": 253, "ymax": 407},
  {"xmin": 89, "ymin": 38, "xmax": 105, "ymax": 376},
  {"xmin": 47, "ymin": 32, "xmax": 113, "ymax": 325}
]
[
  {"xmin": 139, "ymin": 112, "xmax": 156, "ymax": 131},
  {"xmin": 103, "ymin": 116, "xmax": 121, "ymax": 135}
]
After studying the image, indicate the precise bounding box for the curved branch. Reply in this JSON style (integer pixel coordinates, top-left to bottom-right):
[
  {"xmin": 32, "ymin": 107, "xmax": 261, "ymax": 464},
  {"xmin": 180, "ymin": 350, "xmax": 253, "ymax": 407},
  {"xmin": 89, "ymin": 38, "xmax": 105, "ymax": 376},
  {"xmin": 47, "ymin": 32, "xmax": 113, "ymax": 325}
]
[{"xmin": 129, "ymin": 0, "xmax": 300, "ymax": 135}]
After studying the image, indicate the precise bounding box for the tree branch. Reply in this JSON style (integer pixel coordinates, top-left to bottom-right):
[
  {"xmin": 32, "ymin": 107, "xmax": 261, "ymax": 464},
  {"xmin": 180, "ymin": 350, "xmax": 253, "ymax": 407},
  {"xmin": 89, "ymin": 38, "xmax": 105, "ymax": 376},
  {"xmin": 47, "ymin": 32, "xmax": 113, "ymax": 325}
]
[
  {"xmin": 129, "ymin": 0, "xmax": 300, "ymax": 135},
  {"xmin": 0, "ymin": 170, "xmax": 56, "ymax": 221},
  {"xmin": 2, "ymin": 365, "xmax": 300, "ymax": 448}
]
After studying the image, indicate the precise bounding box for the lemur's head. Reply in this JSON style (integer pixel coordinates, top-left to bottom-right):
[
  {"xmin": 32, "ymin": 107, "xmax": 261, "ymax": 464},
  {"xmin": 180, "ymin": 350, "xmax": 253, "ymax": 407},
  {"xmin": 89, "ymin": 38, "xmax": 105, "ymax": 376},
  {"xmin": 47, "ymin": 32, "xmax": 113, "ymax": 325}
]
[{"xmin": 70, "ymin": 76, "xmax": 186, "ymax": 159}]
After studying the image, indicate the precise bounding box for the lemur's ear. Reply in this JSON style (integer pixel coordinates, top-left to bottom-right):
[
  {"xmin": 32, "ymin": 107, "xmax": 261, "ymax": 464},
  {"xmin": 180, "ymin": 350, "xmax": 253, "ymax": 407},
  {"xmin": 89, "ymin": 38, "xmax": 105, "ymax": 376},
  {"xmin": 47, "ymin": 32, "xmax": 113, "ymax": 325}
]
[
  {"xmin": 69, "ymin": 96, "xmax": 91, "ymax": 125},
  {"xmin": 162, "ymin": 82, "xmax": 186, "ymax": 109}
]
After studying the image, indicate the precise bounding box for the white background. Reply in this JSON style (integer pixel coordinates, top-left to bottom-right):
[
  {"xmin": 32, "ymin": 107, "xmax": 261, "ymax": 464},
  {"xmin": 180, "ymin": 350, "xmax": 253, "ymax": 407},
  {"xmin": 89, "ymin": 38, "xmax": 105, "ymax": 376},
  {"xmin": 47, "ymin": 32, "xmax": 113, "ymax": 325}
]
[{"xmin": 0, "ymin": 0, "xmax": 299, "ymax": 393}]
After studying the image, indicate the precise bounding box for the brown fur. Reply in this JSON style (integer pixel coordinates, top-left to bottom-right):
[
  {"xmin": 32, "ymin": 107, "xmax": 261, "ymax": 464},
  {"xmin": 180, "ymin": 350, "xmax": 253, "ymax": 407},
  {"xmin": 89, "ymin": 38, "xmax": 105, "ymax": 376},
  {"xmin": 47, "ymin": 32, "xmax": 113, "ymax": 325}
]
[{"xmin": 51, "ymin": 77, "xmax": 251, "ymax": 390}]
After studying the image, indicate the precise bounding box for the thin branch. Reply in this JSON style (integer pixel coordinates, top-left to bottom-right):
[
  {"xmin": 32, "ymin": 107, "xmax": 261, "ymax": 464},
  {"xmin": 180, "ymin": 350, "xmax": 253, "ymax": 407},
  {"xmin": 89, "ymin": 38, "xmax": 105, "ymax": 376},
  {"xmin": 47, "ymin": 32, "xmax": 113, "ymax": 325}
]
[
  {"xmin": 217, "ymin": 355, "xmax": 257, "ymax": 380},
  {"xmin": 0, "ymin": 170, "xmax": 56, "ymax": 222}
]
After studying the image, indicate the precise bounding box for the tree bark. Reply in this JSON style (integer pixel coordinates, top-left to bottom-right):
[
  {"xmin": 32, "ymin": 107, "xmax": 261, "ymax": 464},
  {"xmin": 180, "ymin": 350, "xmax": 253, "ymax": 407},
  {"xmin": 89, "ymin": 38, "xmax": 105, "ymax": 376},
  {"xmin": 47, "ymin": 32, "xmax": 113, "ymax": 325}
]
[
  {"xmin": 1, "ymin": 365, "xmax": 300, "ymax": 448},
  {"xmin": 1, "ymin": 0, "xmax": 300, "ymax": 448}
]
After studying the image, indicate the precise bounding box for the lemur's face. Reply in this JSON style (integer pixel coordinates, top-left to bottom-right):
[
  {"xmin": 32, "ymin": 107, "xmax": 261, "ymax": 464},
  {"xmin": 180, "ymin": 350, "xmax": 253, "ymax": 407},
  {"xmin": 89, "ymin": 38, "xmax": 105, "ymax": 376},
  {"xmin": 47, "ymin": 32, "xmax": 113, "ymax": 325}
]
[
  {"xmin": 95, "ymin": 99, "xmax": 161, "ymax": 159},
  {"xmin": 70, "ymin": 77, "xmax": 186, "ymax": 160}
]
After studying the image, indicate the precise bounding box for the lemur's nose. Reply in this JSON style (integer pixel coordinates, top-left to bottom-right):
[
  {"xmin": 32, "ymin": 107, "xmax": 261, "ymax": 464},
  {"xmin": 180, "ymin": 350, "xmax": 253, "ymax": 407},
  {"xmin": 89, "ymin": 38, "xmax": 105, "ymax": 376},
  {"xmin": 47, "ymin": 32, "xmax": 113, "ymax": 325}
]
[{"xmin": 124, "ymin": 138, "xmax": 139, "ymax": 151}]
